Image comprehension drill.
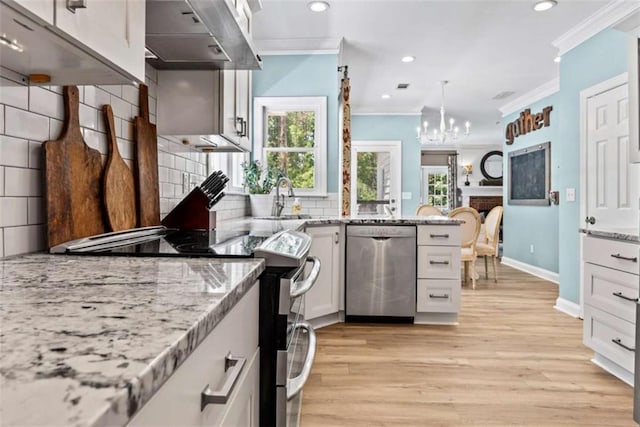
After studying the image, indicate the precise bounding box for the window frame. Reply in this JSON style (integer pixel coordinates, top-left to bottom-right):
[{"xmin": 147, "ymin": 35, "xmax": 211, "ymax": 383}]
[
  {"xmin": 207, "ymin": 152, "xmax": 250, "ymax": 194},
  {"xmin": 423, "ymin": 166, "xmax": 450, "ymax": 209},
  {"xmin": 253, "ymin": 96, "xmax": 327, "ymax": 196}
]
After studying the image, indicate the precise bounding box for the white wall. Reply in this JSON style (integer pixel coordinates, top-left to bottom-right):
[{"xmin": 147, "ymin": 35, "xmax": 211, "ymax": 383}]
[{"xmin": 456, "ymin": 145, "xmax": 503, "ymax": 186}]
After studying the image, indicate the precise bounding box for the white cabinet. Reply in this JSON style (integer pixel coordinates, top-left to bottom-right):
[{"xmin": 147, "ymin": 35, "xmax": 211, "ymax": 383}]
[
  {"xmin": 156, "ymin": 70, "xmax": 251, "ymax": 152},
  {"xmin": 415, "ymin": 224, "xmax": 462, "ymax": 325},
  {"xmin": 304, "ymin": 226, "xmax": 340, "ymax": 326},
  {"xmin": 1, "ymin": 0, "xmax": 145, "ymax": 84},
  {"xmin": 582, "ymin": 235, "xmax": 639, "ymax": 385},
  {"xmin": 128, "ymin": 282, "xmax": 260, "ymax": 426},
  {"xmin": 629, "ymin": 26, "xmax": 640, "ymax": 163}
]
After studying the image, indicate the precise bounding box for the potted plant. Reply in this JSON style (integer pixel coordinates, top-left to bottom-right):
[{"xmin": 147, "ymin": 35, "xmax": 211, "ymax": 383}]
[{"xmin": 241, "ymin": 160, "xmax": 284, "ymax": 216}]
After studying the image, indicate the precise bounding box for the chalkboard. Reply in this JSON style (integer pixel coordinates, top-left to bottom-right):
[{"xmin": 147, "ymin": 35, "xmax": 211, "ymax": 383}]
[{"xmin": 508, "ymin": 142, "xmax": 550, "ymax": 206}]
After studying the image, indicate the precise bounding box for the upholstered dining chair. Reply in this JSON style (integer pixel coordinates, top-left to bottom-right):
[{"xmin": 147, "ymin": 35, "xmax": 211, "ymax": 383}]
[
  {"xmin": 416, "ymin": 205, "xmax": 443, "ymax": 216},
  {"xmin": 475, "ymin": 206, "xmax": 503, "ymax": 283},
  {"xmin": 447, "ymin": 207, "xmax": 482, "ymax": 289}
]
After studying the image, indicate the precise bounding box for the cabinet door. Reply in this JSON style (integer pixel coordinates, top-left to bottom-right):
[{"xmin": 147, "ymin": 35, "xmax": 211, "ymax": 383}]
[
  {"xmin": 235, "ymin": 70, "xmax": 251, "ymax": 151},
  {"xmin": 214, "ymin": 349, "xmax": 259, "ymax": 427},
  {"xmin": 54, "ymin": 0, "xmax": 145, "ymax": 82},
  {"xmin": 7, "ymin": 0, "xmax": 53, "ymax": 24},
  {"xmin": 222, "ymin": 70, "xmax": 239, "ymax": 142},
  {"xmin": 304, "ymin": 226, "xmax": 340, "ymax": 321}
]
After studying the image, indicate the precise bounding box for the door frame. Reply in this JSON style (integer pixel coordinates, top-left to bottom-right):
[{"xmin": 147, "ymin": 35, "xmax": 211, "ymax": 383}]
[
  {"xmin": 578, "ymin": 72, "xmax": 628, "ymax": 317},
  {"xmin": 350, "ymin": 140, "xmax": 402, "ymax": 216}
]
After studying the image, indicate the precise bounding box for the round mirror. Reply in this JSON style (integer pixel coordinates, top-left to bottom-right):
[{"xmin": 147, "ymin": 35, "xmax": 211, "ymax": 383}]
[{"xmin": 480, "ymin": 150, "xmax": 503, "ymax": 180}]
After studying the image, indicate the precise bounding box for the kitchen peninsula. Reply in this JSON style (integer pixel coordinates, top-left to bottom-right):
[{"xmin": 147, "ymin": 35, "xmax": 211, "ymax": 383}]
[{"xmin": 0, "ymin": 215, "xmax": 461, "ymax": 426}]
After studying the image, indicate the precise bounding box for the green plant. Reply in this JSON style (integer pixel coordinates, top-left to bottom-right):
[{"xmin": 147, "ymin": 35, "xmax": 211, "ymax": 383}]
[{"xmin": 241, "ymin": 160, "xmax": 284, "ymax": 194}]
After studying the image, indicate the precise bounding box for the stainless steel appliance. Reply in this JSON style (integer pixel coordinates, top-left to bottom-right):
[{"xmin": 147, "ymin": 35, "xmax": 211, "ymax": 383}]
[
  {"xmin": 345, "ymin": 225, "xmax": 417, "ymax": 322},
  {"xmin": 635, "ymin": 303, "xmax": 640, "ymax": 423},
  {"xmin": 52, "ymin": 226, "xmax": 320, "ymax": 427}
]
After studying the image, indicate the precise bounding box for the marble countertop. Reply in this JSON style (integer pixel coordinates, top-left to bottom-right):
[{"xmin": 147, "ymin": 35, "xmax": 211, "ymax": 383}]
[
  {"xmin": 0, "ymin": 254, "xmax": 264, "ymax": 427},
  {"xmin": 579, "ymin": 228, "xmax": 639, "ymax": 243}
]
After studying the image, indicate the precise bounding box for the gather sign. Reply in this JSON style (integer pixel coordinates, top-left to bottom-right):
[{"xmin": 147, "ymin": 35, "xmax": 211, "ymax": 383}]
[{"xmin": 505, "ymin": 106, "xmax": 553, "ymax": 145}]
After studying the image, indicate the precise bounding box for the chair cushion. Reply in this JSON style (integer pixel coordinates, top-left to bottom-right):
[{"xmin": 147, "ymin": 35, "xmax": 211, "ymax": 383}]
[
  {"xmin": 461, "ymin": 247, "xmax": 476, "ymax": 261},
  {"xmin": 475, "ymin": 242, "xmax": 495, "ymax": 256}
]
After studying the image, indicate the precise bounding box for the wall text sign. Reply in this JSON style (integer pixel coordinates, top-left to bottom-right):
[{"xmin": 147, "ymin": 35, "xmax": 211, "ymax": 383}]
[{"xmin": 505, "ymin": 106, "xmax": 552, "ymax": 145}]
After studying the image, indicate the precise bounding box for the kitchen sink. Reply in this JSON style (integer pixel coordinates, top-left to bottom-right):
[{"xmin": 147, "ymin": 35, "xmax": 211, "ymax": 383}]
[{"xmin": 253, "ymin": 214, "xmax": 312, "ymax": 220}]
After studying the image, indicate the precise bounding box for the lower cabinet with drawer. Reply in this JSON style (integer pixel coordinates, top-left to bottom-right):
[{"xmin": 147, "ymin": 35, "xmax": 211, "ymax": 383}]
[
  {"xmin": 415, "ymin": 225, "xmax": 462, "ymax": 325},
  {"xmin": 582, "ymin": 235, "xmax": 639, "ymax": 386},
  {"xmin": 128, "ymin": 282, "xmax": 260, "ymax": 426}
]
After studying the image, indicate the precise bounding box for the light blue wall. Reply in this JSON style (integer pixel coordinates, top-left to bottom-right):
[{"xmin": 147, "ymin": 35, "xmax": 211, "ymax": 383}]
[
  {"xmin": 351, "ymin": 115, "xmax": 421, "ymax": 216},
  {"xmin": 252, "ymin": 54, "xmax": 340, "ymax": 192},
  {"xmin": 502, "ymin": 28, "xmax": 628, "ymax": 303},
  {"xmin": 557, "ymin": 28, "xmax": 628, "ymax": 303},
  {"xmin": 503, "ymin": 94, "xmax": 560, "ymax": 273}
]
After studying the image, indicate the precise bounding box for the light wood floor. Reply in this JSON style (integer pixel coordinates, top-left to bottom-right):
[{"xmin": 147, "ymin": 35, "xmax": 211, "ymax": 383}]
[{"xmin": 300, "ymin": 261, "xmax": 635, "ymax": 426}]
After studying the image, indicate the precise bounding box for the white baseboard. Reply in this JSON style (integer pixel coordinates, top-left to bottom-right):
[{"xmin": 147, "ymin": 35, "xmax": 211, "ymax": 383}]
[
  {"xmin": 554, "ymin": 297, "xmax": 581, "ymax": 318},
  {"xmin": 500, "ymin": 257, "xmax": 559, "ymax": 284},
  {"xmin": 592, "ymin": 353, "xmax": 634, "ymax": 387}
]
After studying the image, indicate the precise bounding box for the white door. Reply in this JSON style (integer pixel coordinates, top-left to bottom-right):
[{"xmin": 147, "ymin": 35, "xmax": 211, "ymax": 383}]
[
  {"xmin": 351, "ymin": 141, "xmax": 402, "ymax": 216},
  {"xmin": 585, "ymin": 82, "xmax": 639, "ymax": 230}
]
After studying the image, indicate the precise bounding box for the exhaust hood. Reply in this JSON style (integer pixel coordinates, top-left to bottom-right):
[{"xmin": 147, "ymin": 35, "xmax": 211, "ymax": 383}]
[{"xmin": 145, "ymin": 0, "xmax": 262, "ymax": 70}]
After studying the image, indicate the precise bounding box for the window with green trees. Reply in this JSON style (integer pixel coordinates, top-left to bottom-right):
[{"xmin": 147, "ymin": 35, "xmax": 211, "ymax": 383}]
[
  {"xmin": 254, "ymin": 97, "xmax": 327, "ymax": 195},
  {"xmin": 424, "ymin": 166, "xmax": 449, "ymax": 209}
]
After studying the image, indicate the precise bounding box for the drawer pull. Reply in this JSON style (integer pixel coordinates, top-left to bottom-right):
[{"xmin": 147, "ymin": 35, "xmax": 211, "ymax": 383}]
[
  {"xmin": 428, "ymin": 293, "xmax": 449, "ymax": 299},
  {"xmin": 610, "ymin": 253, "xmax": 638, "ymax": 263},
  {"xmin": 201, "ymin": 353, "xmax": 246, "ymax": 410},
  {"xmin": 612, "ymin": 291, "xmax": 638, "ymax": 302},
  {"xmin": 611, "ymin": 338, "xmax": 635, "ymax": 352},
  {"xmin": 429, "ymin": 234, "xmax": 450, "ymax": 238},
  {"xmin": 429, "ymin": 260, "xmax": 450, "ymax": 265}
]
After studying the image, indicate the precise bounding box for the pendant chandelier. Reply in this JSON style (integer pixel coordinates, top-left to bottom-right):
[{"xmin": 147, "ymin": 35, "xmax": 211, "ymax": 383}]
[{"xmin": 417, "ymin": 80, "xmax": 470, "ymax": 144}]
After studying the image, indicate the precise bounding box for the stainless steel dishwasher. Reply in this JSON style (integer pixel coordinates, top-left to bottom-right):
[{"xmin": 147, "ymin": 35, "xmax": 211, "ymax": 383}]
[{"xmin": 345, "ymin": 225, "xmax": 417, "ymax": 322}]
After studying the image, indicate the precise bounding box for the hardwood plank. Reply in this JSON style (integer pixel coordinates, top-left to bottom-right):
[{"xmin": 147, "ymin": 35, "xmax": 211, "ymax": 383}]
[{"xmin": 300, "ymin": 261, "xmax": 635, "ymax": 426}]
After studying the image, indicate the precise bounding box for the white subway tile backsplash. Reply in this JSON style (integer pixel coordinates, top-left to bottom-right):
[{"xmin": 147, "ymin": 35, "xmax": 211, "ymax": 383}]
[
  {"xmin": 158, "ymin": 166, "xmax": 169, "ymax": 183},
  {"xmin": 0, "ymin": 105, "xmax": 4, "ymax": 134},
  {"xmin": 0, "ymin": 135, "xmax": 29, "ymax": 167},
  {"xmin": 29, "ymin": 87, "xmax": 64, "ymax": 120},
  {"xmin": 0, "ymin": 166, "xmax": 4, "ymax": 196},
  {"xmin": 117, "ymin": 138, "xmax": 134, "ymax": 161},
  {"xmin": 79, "ymin": 104, "xmax": 98, "ymax": 130},
  {"xmin": 0, "ymin": 78, "xmax": 29, "ymax": 109},
  {"xmin": 170, "ymin": 169, "xmax": 182, "ymax": 184},
  {"xmin": 145, "ymin": 64, "xmax": 158, "ymax": 83},
  {"xmin": 5, "ymin": 168, "xmax": 42, "ymax": 197},
  {"xmin": 83, "ymin": 86, "xmax": 111, "ymax": 110},
  {"xmin": 174, "ymin": 156, "xmax": 186, "ymax": 171},
  {"xmin": 83, "ymin": 129, "xmax": 108, "ymax": 155},
  {"xmin": 161, "ymin": 182, "xmax": 174, "ymax": 198},
  {"xmin": 5, "ymin": 107, "xmax": 49, "ymax": 142},
  {"xmin": 110, "ymin": 95, "xmax": 132, "ymax": 120},
  {"xmin": 100, "ymin": 85, "xmax": 123, "ymax": 98},
  {"xmin": 0, "ymin": 198, "xmax": 28, "ymax": 227},
  {"xmin": 49, "ymin": 118, "xmax": 63, "ymax": 140},
  {"xmin": 29, "ymin": 141, "xmax": 43, "ymax": 169},
  {"xmin": 0, "ymin": 228, "xmax": 3, "ymax": 258},
  {"xmin": 122, "ymin": 84, "xmax": 139, "ymax": 107},
  {"xmin": 3, "ymin": 225, "xmax": 46, "ymax": 257},
  {"xmin": 28, "ymin": 197, "xmax": 45, "ymax": 224}
]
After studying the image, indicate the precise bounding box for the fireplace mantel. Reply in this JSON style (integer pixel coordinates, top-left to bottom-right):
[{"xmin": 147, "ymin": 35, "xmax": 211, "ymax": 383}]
[{"xmin": 461, "ymin": 186, "xmax": 503, "ymax": 207}]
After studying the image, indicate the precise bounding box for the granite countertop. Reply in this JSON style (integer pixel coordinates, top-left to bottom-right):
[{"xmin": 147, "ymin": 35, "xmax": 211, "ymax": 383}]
[
  {"xmin": 0, "ymin": 254, "xmax": 264, "ymax": 427},
  {"xmin": 579, "ymin": 227, "xmax": 640, "ymax": 243}
]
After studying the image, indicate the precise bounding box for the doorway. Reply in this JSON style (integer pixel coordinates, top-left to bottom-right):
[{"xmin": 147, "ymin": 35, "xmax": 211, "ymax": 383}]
[{"xmin": 350, "ymin": 141, "xmax": 402, "ymax": 216}]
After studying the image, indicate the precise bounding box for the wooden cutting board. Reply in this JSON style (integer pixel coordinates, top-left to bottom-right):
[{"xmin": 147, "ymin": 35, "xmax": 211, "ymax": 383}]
[
  {"xmin": 134, "ymin": 84, "xmax": 161, "ymax": 227},
  {"xmin": 44, "ymin": 86, "xmax": 105, "ymax": 248},
  {"xmin": 103, "ymin": 105, "xmax": 137, "ymax": 232}
]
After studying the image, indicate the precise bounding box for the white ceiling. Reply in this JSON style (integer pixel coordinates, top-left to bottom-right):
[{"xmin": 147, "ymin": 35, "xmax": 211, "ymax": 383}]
[{"xmin": 252, "ymin": 0, "xmax": 610, "ymax": 144}]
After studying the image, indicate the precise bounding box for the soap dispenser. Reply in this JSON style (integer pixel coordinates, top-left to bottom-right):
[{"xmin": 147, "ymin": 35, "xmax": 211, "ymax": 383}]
[{"xmin": 292, "ymin": 198, "xmax": 302, "ymax": 215}]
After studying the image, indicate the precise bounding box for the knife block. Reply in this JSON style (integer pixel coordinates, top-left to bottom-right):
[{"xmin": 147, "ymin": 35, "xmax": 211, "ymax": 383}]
[{"xmin": 161, "ymin": 187, "xmax": 217, "ymax": 230}]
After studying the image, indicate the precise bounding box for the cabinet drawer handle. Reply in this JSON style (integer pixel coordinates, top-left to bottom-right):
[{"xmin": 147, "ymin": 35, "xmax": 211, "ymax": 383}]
[
  {"xmin": 428, "ymin": 293, "xmax": 449, "ymax": 299},
  {"xmin": 200, "ymin": 353, "xmax": 246, "ymax": 410},
  {"xmin": 612, "ymin": 291, "xmax": 638, "ymax": 302},
  {"xmin": 429, "ymin": 234, "xmax": 450, "ymax": 238},
  {"xmin": 66, "ymin": 0, "xmax": 86, "ymax": 13},
  {"xmin": 611, "ymin": 338, "xmax": 635, "ymax": 352},
  {"xmin": 429, "ymin": 260, "xmax": 450, "ymax": 265},
  {"xmin": 610, "ymin": 253, "xmax": 638, "ymax": 262}
]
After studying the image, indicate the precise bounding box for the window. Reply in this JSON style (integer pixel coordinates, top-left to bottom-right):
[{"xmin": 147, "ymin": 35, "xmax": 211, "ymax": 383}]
[
  {"xmin": 207, "ymin": 152, "xmax": 249, "ymax": 193},
  {"xmin": 254, "ymin": 97, "xmax": 327, "ymax": 195},
  {"xmin": 423, "ymin": 166, "xmax": 449, "ymax": 209}
]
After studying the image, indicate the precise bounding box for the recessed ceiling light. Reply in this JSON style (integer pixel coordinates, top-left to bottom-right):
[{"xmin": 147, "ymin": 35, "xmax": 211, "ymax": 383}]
[
  {"xmin": 308, "ymin": 1, "xmax": 329, "ymax": 12},
  {"xmin": 401, "ymin": 56, "xmax": 415, "ymax": 63},
  {"xmin": 381, "ymin": 94, "xmax": 391, "ymax": 99},
  {"xmin": 533, "ymin": 0, "xmax": 557, "ymax": 12},
  {"xmin": 553, "ymin": 55, "xmax": 562, "ymax": 63}
]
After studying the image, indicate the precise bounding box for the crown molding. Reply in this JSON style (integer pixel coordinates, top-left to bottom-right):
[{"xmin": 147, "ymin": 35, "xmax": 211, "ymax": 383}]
[
  {"xmin": 552, "ymin": 0, "xmax": 640, "ymax": 56},
  {"xmin": 498, "ymin": 78, "xmax": 559, "ymax": 117},
  {"xmin": 351, "ymin": 112, "xmax": 421, "ymax": 116}
]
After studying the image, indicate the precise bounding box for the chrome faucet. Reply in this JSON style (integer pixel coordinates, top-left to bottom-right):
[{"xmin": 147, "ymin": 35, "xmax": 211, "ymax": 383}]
[{"xmin": 273, "ymin": 176, "xmax": 295, "ymax": 217}]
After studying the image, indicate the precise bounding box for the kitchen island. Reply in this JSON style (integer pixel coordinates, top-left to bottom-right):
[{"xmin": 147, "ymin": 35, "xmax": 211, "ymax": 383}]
[{"xmin": 0, "ymin": 254, "xmax": 263, "ymax": 427}]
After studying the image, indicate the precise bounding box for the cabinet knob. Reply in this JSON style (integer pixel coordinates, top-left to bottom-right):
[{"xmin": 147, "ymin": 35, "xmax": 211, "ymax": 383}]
[
  {"xmin": 585, "ymin": 216, "xmax": 596, "ymax": 225},
  {"xmin": 66, "ymin": 0, "xmax": 87, "ymax": 13}
]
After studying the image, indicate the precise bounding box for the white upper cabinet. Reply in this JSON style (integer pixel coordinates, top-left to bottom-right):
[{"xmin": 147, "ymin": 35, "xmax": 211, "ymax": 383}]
[
  {"xmin": 629, "ymin": 26, "xmax": 640, "ymax": 163},
  {"xmin": 0, "ymin": 0, "xmax": 145, "ymax": 85}
]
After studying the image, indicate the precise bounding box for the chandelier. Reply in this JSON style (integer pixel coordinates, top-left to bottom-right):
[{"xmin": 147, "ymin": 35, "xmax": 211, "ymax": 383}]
[{"xmin": 417, "ymin": 80, "xmax": 470, "ymax": 144}]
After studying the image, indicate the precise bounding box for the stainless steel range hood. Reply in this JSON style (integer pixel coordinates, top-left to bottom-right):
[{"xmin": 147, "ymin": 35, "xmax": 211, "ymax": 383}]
[{"xmin": 145, "ymin": 0, "xmax": 262, "ymax": 70}]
